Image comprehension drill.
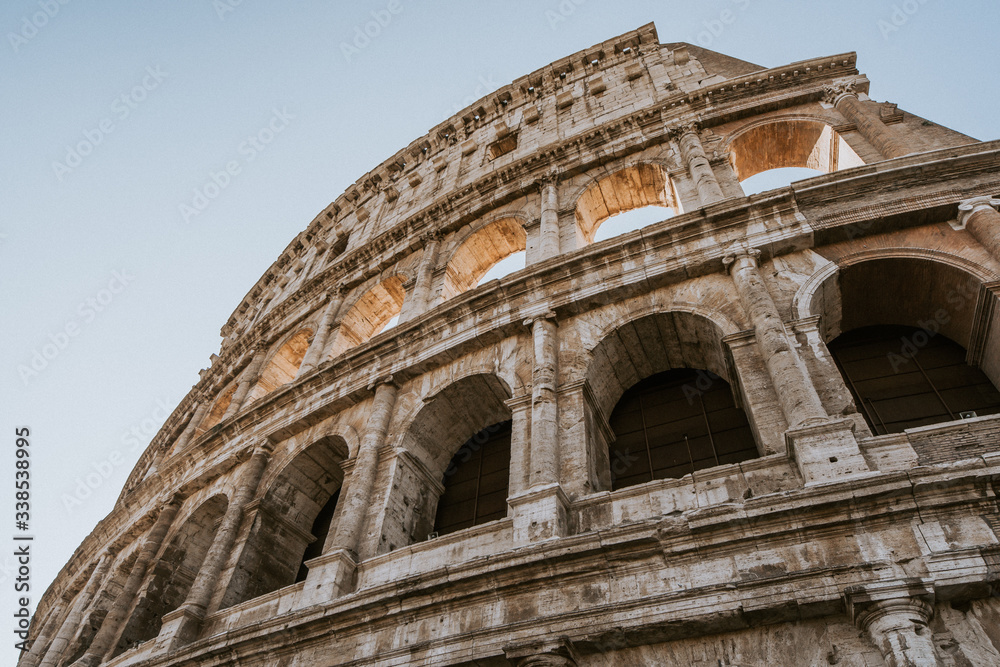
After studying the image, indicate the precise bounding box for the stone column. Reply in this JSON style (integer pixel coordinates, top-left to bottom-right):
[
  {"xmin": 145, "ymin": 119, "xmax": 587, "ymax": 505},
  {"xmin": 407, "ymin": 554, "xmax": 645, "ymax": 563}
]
[
  {"xmin": 537, "ymin": 176, "xmax": 561, "ymax": 260},
  {"xmin": 725, "ymin": 248, "xmax": 827, "ymax": 427},
  {"xmin": 403, "ymin": 232, "xmax": 443, "ymax": 320},
  {"xmin": 35, "ymin": 555, "xmax": 113, "ymax": 667},
  {"xmin": 677, "ymin": 125, "xmax": 725, "ymax": 206},
  {"xmin": 19, "ymin": 600, "xmax": 68, "ymax": 667},
  {"xmin": 825, "ymin": 83, "xmax": 910, "ymax": 160},
  {"xmin": 170, "ymin": 401, "xmax": 209, "ymax": 453},
  {"xmin": 296, "ymin": 287, "xmax": 346, "ymax": 377},
  {"xmin": 221, "ymin": 351, "xmax": 266, "ymax": 420},
  {"xmin": 71, "ymin": 495, "xmax": 183, "ymax": 667},
  {"xmin": 724, "ymin": 247, "xmax": 872, "ymax": 485},
  {"xmin": 509, "ymin": 313, "xmax": 568, "ymax": 544},
  {"xmin": 156, "ymin": 444, "xmax": 272, "ymax": 649},
  {"xmin": 856, "ymin": 599, "xmax": 939, "ymax": 667},
  {"xmin": 957, "ymin": 196, "xmax": 1000, "ymax": 261},
  {"xmin": 299, "ymin": 378, "xmax": 398, "ymax": 604},
  {"xmin": 527, "ymin": 312, "xmax": 560, "ymax": 488}
]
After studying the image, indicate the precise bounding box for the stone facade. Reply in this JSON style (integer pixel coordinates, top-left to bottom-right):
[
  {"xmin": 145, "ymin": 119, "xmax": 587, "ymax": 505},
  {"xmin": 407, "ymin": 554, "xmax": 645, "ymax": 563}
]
[{"xmin": 22, "ymin": 23, "xmax": 1000, "ymax": 667}]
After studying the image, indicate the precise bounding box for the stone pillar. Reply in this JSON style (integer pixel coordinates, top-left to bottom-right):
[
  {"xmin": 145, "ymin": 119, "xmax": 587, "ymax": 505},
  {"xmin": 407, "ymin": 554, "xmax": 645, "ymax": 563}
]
[
  {"xmin": 957, "ymin": 196, "xmax": 1000, "ymax": 261},
  {"xmin": 299, "ymin": 378, "xmax": 398, "ymax": 604},
  {"xmin": 71, "ymin": 495, "xmax": 183, "ymax": 667},
  {"xmin": 221, "ymin": 351, "xmax": 266, "ymax": 420},
  {"xmin": 509, "ymin": 313, "xmax": 568, "ymax": 544},
  {"xmin": 504, "ymin": 395, "xmax": 533, "ymax": 498},
  {"xmin": 725, "ymin": 248, "xmax": 827, "ymax": 427},
  {"xmin": 19, "ymin": 601, "xmax": 68, "ymax": 667},
  {"xmin": 538, "ymin": 176, "xmax": 561, "ymax": 260},
  {"xmin": 677, "ymin": 125, "xmax": 725, "ymax": 206},
  {"xmin": 527, "ymin": 312, "xmax": 560, "ymax": 488},
  {"xmin": 35, "ymin": 555, "xmax": 113, "ymax": 667},
  {"xmin": 825, "ymin": 83, "xmax": 910, "ymax": 160},
  {"xmin": 156, "ymin": 444, "xmax": 272, "ymax": 650},
  {"xmin": 170, "ymin": 401, "xmax": 209, "ymax": 453},
  {"xmin": 856, "ymin": 599, "xmax": 939, "ymax": 667},
  {"xmin": 403, "ymin": 232, "xmax": 443, "ymax": 320},
  {"xmin": 296, "ymin": 287, "xmax": 346, "ymax": 377},
  {"xmin": 724, "ymin": 247, "xmax": 872, "ymax": 485}
]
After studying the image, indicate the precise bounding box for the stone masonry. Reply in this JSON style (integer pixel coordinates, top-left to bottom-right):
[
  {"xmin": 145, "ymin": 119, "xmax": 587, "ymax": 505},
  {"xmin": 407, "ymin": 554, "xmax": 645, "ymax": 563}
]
[{"xmin": 21, "ymin": 23, "xmax": 1000, "ymax": 667}]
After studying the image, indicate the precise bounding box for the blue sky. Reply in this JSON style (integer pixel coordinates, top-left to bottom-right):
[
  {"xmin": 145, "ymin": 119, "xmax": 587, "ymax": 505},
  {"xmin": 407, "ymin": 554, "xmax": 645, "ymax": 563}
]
[{"xmin": 2, "ymin": 1, "xmax": 997, "ymax": 660}]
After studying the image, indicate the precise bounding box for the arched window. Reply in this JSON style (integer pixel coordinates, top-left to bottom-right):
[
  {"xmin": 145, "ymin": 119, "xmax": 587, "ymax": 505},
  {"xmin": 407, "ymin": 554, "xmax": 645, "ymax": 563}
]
[
  {"xmin": 392, "ymin": 373, "xmax": 514, "ymax": 546},
  {"xmin": 245, "ymin": 328, "xmax": 313, "ymax": 404},
  {"xmin": 197, "ymin": 383, "xmax": 237, "ymax": 434},
  {"xmin": 829, "ymin": 325, "xmax": 1000, "ymax": 435},
  {"xmin": 441, "ymin": 218, "xmax": 526, "ymax": 301},
  {"xmin": 728, "ymin": 119, "xmax": 863, "ymax": 195},
  {"xmin": 608, "ymin": 368, "xmax": 757, "ymax": 490},
  {"xmin": 329, "ymin": 276, "xmax": 407, "ymax": 357},
  {"xmin": 574, "ymin": 163, "xmax": 678, "ymax": 244},
  {"xmin": 433, "ymin": 421, "xmax": 512, "ymax": 536}
]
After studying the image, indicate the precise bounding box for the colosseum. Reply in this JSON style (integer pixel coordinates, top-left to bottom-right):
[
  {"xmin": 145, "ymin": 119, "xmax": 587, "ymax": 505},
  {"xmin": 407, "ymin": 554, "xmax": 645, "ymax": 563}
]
[{"xmin": 21, "ymin": 22, "xmax": 1000, "ymax": 667}]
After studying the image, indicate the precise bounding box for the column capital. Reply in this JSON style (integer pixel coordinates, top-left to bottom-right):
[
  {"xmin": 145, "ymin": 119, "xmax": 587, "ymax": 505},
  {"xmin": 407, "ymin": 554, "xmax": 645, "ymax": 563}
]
[
  {"xmin": 420, "ymin": 229, "xmax": 445, "ymax": 245},
  {"xmin": 367, "ymin": 375, "xmax": 398, "ymax": 392},
  {"xmin": 722, "ymin": 246, "xmax": 761, "ymax": 273},
  {"xmin": 667, "ymin": 120, "xmax": 701, "ymax": 140},
  {"xmin": 854, "ymin": 597, "xmax": 934, "ymax": 632},
  {"xmin": 956, "ymin": 195, "xmax": 1000, "ymax": 229},
  {"xmin": 823, "ymin": 81, "xmax": 858, "ymax": 106},
  {"xmin": 535, "ymin": 170, "xmax": 560, "ymax": 190},
  {"xmin": 523, "ymin": 310, "xmax": 558, "ymax": 328},
  {"xmin": 504, "ymin": 636, "xmax": 578, "ymax": 667},
  {"xmin": 162, "ymin": 491, "xmax": 186, "ymax": 508},
  {"xmin": 251, "ymin": 441, "xmax": 275, "ymax": 459}
]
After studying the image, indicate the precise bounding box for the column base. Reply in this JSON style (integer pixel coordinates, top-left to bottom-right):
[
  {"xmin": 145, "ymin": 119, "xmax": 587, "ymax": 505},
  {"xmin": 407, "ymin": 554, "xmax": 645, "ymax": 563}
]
[
  {"xmin": 154, "ymin": 605, "xmax": 206, "ymax": 652},
  {"xmin": 508, "ymin": 483, "xmax": 570, "ymax": 546},
  {"xmin": 785, "ymin": 417, "xmax": 875, "ymax": 486},
  {"xmin": 296, "ymin": 548, "xmax": 358, "ymax": 608}
]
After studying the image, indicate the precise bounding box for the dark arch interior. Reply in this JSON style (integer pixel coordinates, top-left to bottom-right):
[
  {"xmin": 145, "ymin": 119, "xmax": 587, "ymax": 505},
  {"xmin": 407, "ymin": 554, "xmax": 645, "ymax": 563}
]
[
  {"xmin": 608, "ymin": 368, "xmax": 757, "ymax": 491},
  {"xmin": 433, "ymin": 420, "xmax": 512, "ymax": 536},
  {"xmin": 829, "ymin": 325, "xmax": 1000, "ymax": 435},
  {"xmin": 295, "ymin": 487, "xmax": 340, "ymax": 583}
]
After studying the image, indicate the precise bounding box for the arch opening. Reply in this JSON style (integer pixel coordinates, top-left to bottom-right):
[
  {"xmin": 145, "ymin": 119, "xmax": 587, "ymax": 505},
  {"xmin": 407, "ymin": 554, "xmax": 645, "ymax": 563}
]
[
  {"xmin": 574, "ymin": 163, "xmax": 678, "ymax": 244},
  {"xmin": 829, "ymin": 325, "xmax": 1000, "ymax": 435},
  {"xmin": 729, "ymin": 119, "xmax": 863, "ymax": 194},
  {"xmin": 246, "ymin": 328, "xmax": 313, "ymax": 404},
  {"xmin": 198, "ymin": 383, "xmax": 237, "ymax": 434},
  {"xmin": 442, "ymin": 218, "xmax": 527, "ymax": 301},
  {"xmin": 397, "ymin": 374, "xmax": 514, "ymax": 544},
  {"xmin": 804, "ymin": 257, "xmax": 1000, "ymax": 435},
  {"xmin": 329, "ymin": 276, "xmax": 407, "ymax": 357},
  {"xmin": 114, "ymin": 495, "xmax": 229, "ymax": 656},
  {"xmin": 219, "ymin": 436, "xmax": 347, "ymax": 609},
  {"xmin": 65, "ymin": 551, "xmax": 139, "ymax": 664},
  {"xmin": 584, "ymin": 311, "xmax": 761, "ymax": 491}
]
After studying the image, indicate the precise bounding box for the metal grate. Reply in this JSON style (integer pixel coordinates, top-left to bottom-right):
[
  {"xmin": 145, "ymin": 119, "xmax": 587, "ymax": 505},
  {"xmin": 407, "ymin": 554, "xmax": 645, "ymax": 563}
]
[
  {"xmin": 830, "ymin": 325, "xmax": 1000, "ymax": 435},
  {"xmin": 433, "ymin": 421, "xmax": 512, "ymax": 536},
  {"xmin": 608, "ymin": 368, "xmax": 758, "ymax": 491}
]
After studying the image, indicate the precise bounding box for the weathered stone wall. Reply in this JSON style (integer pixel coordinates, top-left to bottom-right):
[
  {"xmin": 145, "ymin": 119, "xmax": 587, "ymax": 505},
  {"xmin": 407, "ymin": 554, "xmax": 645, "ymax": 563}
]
[{"xmin": 22, "ymin": 22, "xmax": 1000, "ymax": 667}]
